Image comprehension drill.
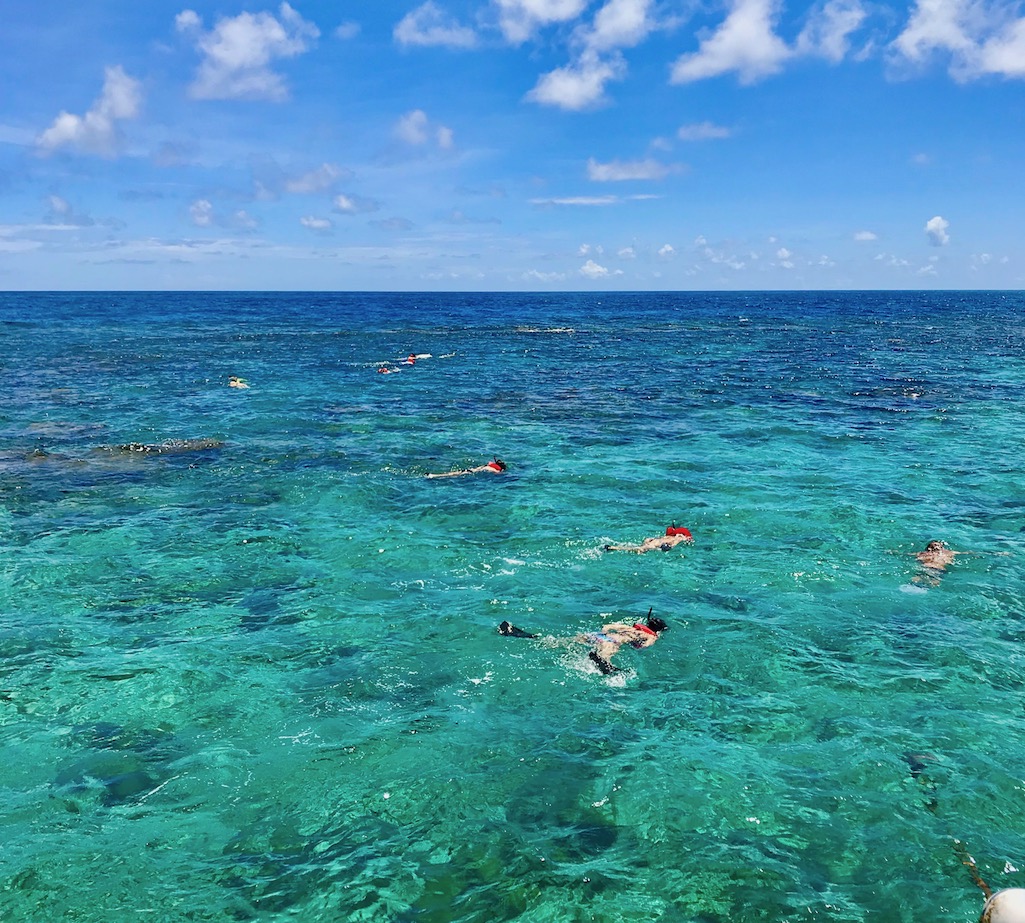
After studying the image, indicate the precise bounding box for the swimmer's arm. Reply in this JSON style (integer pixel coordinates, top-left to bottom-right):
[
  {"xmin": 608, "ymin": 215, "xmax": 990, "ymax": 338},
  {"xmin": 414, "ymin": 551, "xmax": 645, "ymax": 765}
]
[
  {"xmin": 601, "ymin": 622, "xmax": 635, "ymax": 634},
  {"xmin": 426, "ymin": 469, "xmax": 470, "ymax": 479}
]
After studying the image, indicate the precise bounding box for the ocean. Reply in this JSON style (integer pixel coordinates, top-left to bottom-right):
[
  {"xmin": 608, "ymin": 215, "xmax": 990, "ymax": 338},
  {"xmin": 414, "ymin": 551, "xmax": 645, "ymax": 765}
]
[{"xmin": 1, "ymin": 290, "xmax": 1023, "ymax": 922}]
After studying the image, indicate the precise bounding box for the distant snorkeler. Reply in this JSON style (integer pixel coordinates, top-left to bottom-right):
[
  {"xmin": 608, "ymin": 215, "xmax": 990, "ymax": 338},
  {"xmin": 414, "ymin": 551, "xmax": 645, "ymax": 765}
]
[
  {"xmin": 605, "ymin": 524, "xmax": 693, "ymax": 554},
  {"xmin": 426, "ymin": 458, "xmax": 507, "ymax": 479},
  {"xmin": 227, "ymin": 376, "xmax": 249, "ymax": 389},
  {"xmin": 499, "ymin": 608, "xmax": 668, "ymax": 676},
  {"xmin": 954, "ymin": 840, "xmax": 1025, "ymax": 923},
  {"xmin": 904, "ymin": 540, "xmax": 1009, "ymax": 586}
]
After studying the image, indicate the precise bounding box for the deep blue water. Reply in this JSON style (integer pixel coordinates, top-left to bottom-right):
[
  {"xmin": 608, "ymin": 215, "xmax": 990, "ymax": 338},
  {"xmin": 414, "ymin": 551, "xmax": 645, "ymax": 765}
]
[{"xmin": 1, "ymin": 291, "xmax": 1023, "ymax": 922}]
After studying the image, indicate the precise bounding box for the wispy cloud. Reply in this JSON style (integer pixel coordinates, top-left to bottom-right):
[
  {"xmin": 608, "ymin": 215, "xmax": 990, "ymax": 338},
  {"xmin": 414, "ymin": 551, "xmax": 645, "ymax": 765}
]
[
  {"xmin": 586, "ymin": 157, "xmax": 675, "ymax": 181},
  {"xmin": 677, "ymin": 121, "xmax": 732, "ymax": 141},
  {"xmin": 889, "ymin": 0, "xmax": 1025, "ymax": 80},
  {"xmin": 394, "ymin": 109, "xmax": 454, "ymax": 149},
  {"xmin": 533, "ymin": 195, "xmax": 620, "ymax": 206},
  {"xmin": 284, "ymin": 163, "xmax": 347, "ymax": 194},
  {"xmin": 37, "ymin": 66, "xmax": 142, "ymax": 157},
  {"xmin": 300, "ymin": 215, "xmax": 333, "ymax": 231},
  {"xmin": 395, "ymin": 2, "xmax": 478, "ymax": 48},
  {"xmin": 176, "ymin": 3, "xmax": 319, "ymax": 101},
  {"xmin": 796, "ymin": 0, "xmax": 868, "ymax": 62},
  {"xmin": 495, "ymin": 0, "xmax": 590, "ymax": 44}
]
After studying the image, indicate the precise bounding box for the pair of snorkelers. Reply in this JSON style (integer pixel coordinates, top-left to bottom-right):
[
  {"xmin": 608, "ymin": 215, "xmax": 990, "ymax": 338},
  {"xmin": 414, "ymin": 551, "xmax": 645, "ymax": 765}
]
[
  {"xmin": 499, "ymin": 608, "xmax": 669, "ymax": 675},
  {"xmin": 377, "ymin": 352, "xmax": 432, "ymax": 374}
]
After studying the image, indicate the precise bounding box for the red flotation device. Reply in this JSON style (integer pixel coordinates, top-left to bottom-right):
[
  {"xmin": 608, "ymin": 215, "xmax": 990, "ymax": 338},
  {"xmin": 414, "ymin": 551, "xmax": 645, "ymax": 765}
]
[{"xmin": 665, "ymin": 526, "xmax": 693, "ymax": 540}]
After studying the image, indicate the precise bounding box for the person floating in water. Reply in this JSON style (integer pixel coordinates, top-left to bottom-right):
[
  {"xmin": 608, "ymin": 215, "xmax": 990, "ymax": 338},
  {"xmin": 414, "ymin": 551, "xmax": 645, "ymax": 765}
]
[
  {"xmin": 426, "ymin": 458, "xmax": 507, "ymax": 479},
  {"xmin": 228, "ymin": 376, "xmax": 249, "ymax": 389},
  {"xmin": 907, "ymin": 540, "xmax": 1008, "ymax": 585},
  {"xmin": 605, "ymin": 525, "xmax": 693, "ymax": 554},
  {"xmin": 499, "ymin": 608, "xmax": 668, "ymax": 675}
]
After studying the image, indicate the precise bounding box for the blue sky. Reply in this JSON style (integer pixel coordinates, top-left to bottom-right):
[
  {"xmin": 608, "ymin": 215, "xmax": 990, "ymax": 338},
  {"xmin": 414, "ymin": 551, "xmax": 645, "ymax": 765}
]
[{"xmin": 1, "ymin": 0, "xmax": 1022, "ymax": 290}]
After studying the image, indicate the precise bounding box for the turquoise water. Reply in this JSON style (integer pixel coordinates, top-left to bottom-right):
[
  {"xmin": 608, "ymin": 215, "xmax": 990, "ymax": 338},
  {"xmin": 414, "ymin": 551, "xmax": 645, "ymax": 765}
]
[{"xmin": 1, "ymin": 291, "xmax": 1023, "ymax": 922}]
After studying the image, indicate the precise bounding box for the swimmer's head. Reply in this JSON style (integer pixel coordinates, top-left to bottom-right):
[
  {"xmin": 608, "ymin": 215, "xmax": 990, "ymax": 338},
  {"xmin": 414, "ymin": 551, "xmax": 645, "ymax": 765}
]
[
  {"xmin": 666, "ymin": 525, "xmax": 693, "ymax": 539},
  {"xmin": 980, "ymin": 888, "xmax": 1025, "ymax": 923},
  {"xmin": 489, "ymin": 458, "xmax": 507, "ymax": 471},
  {"xmin": 925, "ymin": 540, "xmax": 947, "ymax": 551},
  {"xmin": 647, "ymin": 616, "xmax": 668, "ymax": 633}
]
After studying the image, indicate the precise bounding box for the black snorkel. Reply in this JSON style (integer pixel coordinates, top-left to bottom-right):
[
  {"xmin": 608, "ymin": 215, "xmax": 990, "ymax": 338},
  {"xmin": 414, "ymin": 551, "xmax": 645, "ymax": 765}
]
[{"xmin": 645, "ymin": 607, "xmax": 669, "ymax": 633}]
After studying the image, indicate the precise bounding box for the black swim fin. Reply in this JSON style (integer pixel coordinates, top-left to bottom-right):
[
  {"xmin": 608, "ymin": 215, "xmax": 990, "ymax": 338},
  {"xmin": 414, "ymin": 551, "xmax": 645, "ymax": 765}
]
[
  {"xmin": 589, "ymin": 651, "xmax": 619, "ymax": 675},
  {"xmin": 498, "ymin": 621, "xmax": 536, "ymax": 639}
]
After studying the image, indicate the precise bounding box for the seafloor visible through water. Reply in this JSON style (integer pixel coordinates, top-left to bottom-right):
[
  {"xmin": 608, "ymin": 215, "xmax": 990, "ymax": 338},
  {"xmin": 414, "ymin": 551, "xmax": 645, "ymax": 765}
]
[{"xmin": 1, "ymin": 290, "xmax": 1023, "ymax": 922}]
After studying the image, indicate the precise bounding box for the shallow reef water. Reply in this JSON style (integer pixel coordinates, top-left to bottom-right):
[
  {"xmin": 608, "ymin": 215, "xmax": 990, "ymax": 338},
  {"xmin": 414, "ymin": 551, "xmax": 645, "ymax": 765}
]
[{"xmin": 1, "ymin": 290, "xmax": 1024, "ymax": 921}]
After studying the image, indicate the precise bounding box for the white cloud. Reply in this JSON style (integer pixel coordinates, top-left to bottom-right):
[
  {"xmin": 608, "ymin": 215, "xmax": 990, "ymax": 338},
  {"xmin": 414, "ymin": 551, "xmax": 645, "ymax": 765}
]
[
  {"xmin": 532, "ymin": 195, "xmax": 620, "ymax": 206},
  {"xmin": 677, "ymin": 121, "xmax": 732, "ymax": 141},
  {"xmin": 618, "ymin": 246, "xmax": 636, "ymax": 258},
  {"xmin": 395, "ymin": 2, "xmax": 478, "ymax": 48},
  {"xmin": 178, "ymin": 3, "xmax": 319, "ymax": 101},
  {"xmin": 232, "ymin": 209, "xmax": 258, "ymax": 230},
  {"xmin": 580, "ymin": 258, "xmax": 611, "ymax": 278},
  {"xmin": 37, "ymin": 66, "xmax": 143, "ymax": 157},
  {"xmin": 285, "ymin": 163, "xmax": 346, "ymax": 194},
  {"xmin": 334, "ymin": 21, "xmax": 360, "ymax": 40},
  {"xmin": 190, "ymin": 199, "xmax": 214, "ymax": 227},
  {"xmin": 495, "ymin": 0, "xmax": 590, "ymax": 44},
  {"xmin": 797, "ymin": 0, "xmax": 868, "ymax": 61},
  {"xmin": 527, "ymin": 51, "xmax": 626, "ymax": 110},
  {"xmin": 889, "ymin": 0, "xmax": 1025, "ymax": 79},
  {"xmin": 854, "ymin": 230, "xmax": 878, "ymax": 241},
  {"xmin": 45, "ymin": 195, "xmax": 95, "ymax": 227},
  {"xmin": 925, "ymin": 215, "xmax": 950, "ymax": 245},
  {"xmin": 524, "ymin": 269, "xmax": 567, "ymax": 282},
  {"xmin": 526, "ymin": 1, "xmax": 654, "ymax": 110},
  {"xmin": 658, "ymin": 243, "xmax": 675, "ymax": 257},
  {"xmin": 889, "ymin": 0, "xmax": 976, "ymax": 66},
  {"xmin": 776, "ymin": 246, "xmax": 792, "ymax": 259},
  {"xmin": 978, "ymin": 18, "xmax": 1025, "ymax": 76},
  {"xmin": 585, "ymin": 0, "xmax": 656, "ymax": 53},
  {"xmin": 300, "ymin": 216, "xmax": 333, "ymax": 230},
  {"xmin": 670, "ymin": 0, "xmax": 792, "ymax": 84},
  {"xmin": 394, "ymin": 109, "xmax": 454, "ymax": 148},
  {"xmin": 175, "ymin": 9, "xmax": 202, "ymax": 31},
  {"xmin": 587, "ymin": 157, "xmax": 672, "ymax": 181},
  {"xmin": 333, "ymin": 193, "xmax": 378, "ymax": 214}
]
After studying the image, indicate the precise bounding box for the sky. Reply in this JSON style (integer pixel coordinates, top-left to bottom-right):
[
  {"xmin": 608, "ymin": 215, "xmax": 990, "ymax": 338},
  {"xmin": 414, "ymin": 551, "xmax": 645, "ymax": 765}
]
[{"xmin": 1, "ymin": 0, "xmax": 1023, "ymax": 291}]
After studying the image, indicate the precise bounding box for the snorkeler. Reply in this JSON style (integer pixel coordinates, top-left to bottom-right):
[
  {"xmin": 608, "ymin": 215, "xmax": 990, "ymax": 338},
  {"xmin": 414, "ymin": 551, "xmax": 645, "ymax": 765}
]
[
  {"xmin": 426, "ymin": 458, "xmax": 507, "ymax": 479},
  {"xmin": 498, "ymin": 609, "xmax": 668, "ymax": 675},
  {"xmin": 228, "ymin": 376, "xmax": 249, "ymax": 389},
  {"xmin": 907, "ymin": 540, "xmax": 1008, "ymax": 585},
  {"xmin": 605, "ymin": 525, "xmax": 693, "ymax": 554}
]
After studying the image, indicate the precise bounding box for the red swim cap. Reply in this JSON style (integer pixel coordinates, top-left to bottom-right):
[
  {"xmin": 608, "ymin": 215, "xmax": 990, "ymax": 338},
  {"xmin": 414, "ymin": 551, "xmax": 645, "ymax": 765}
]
[{"xmin": 665, "ymin": 526, "xmax": 693, "ymax": 539}]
